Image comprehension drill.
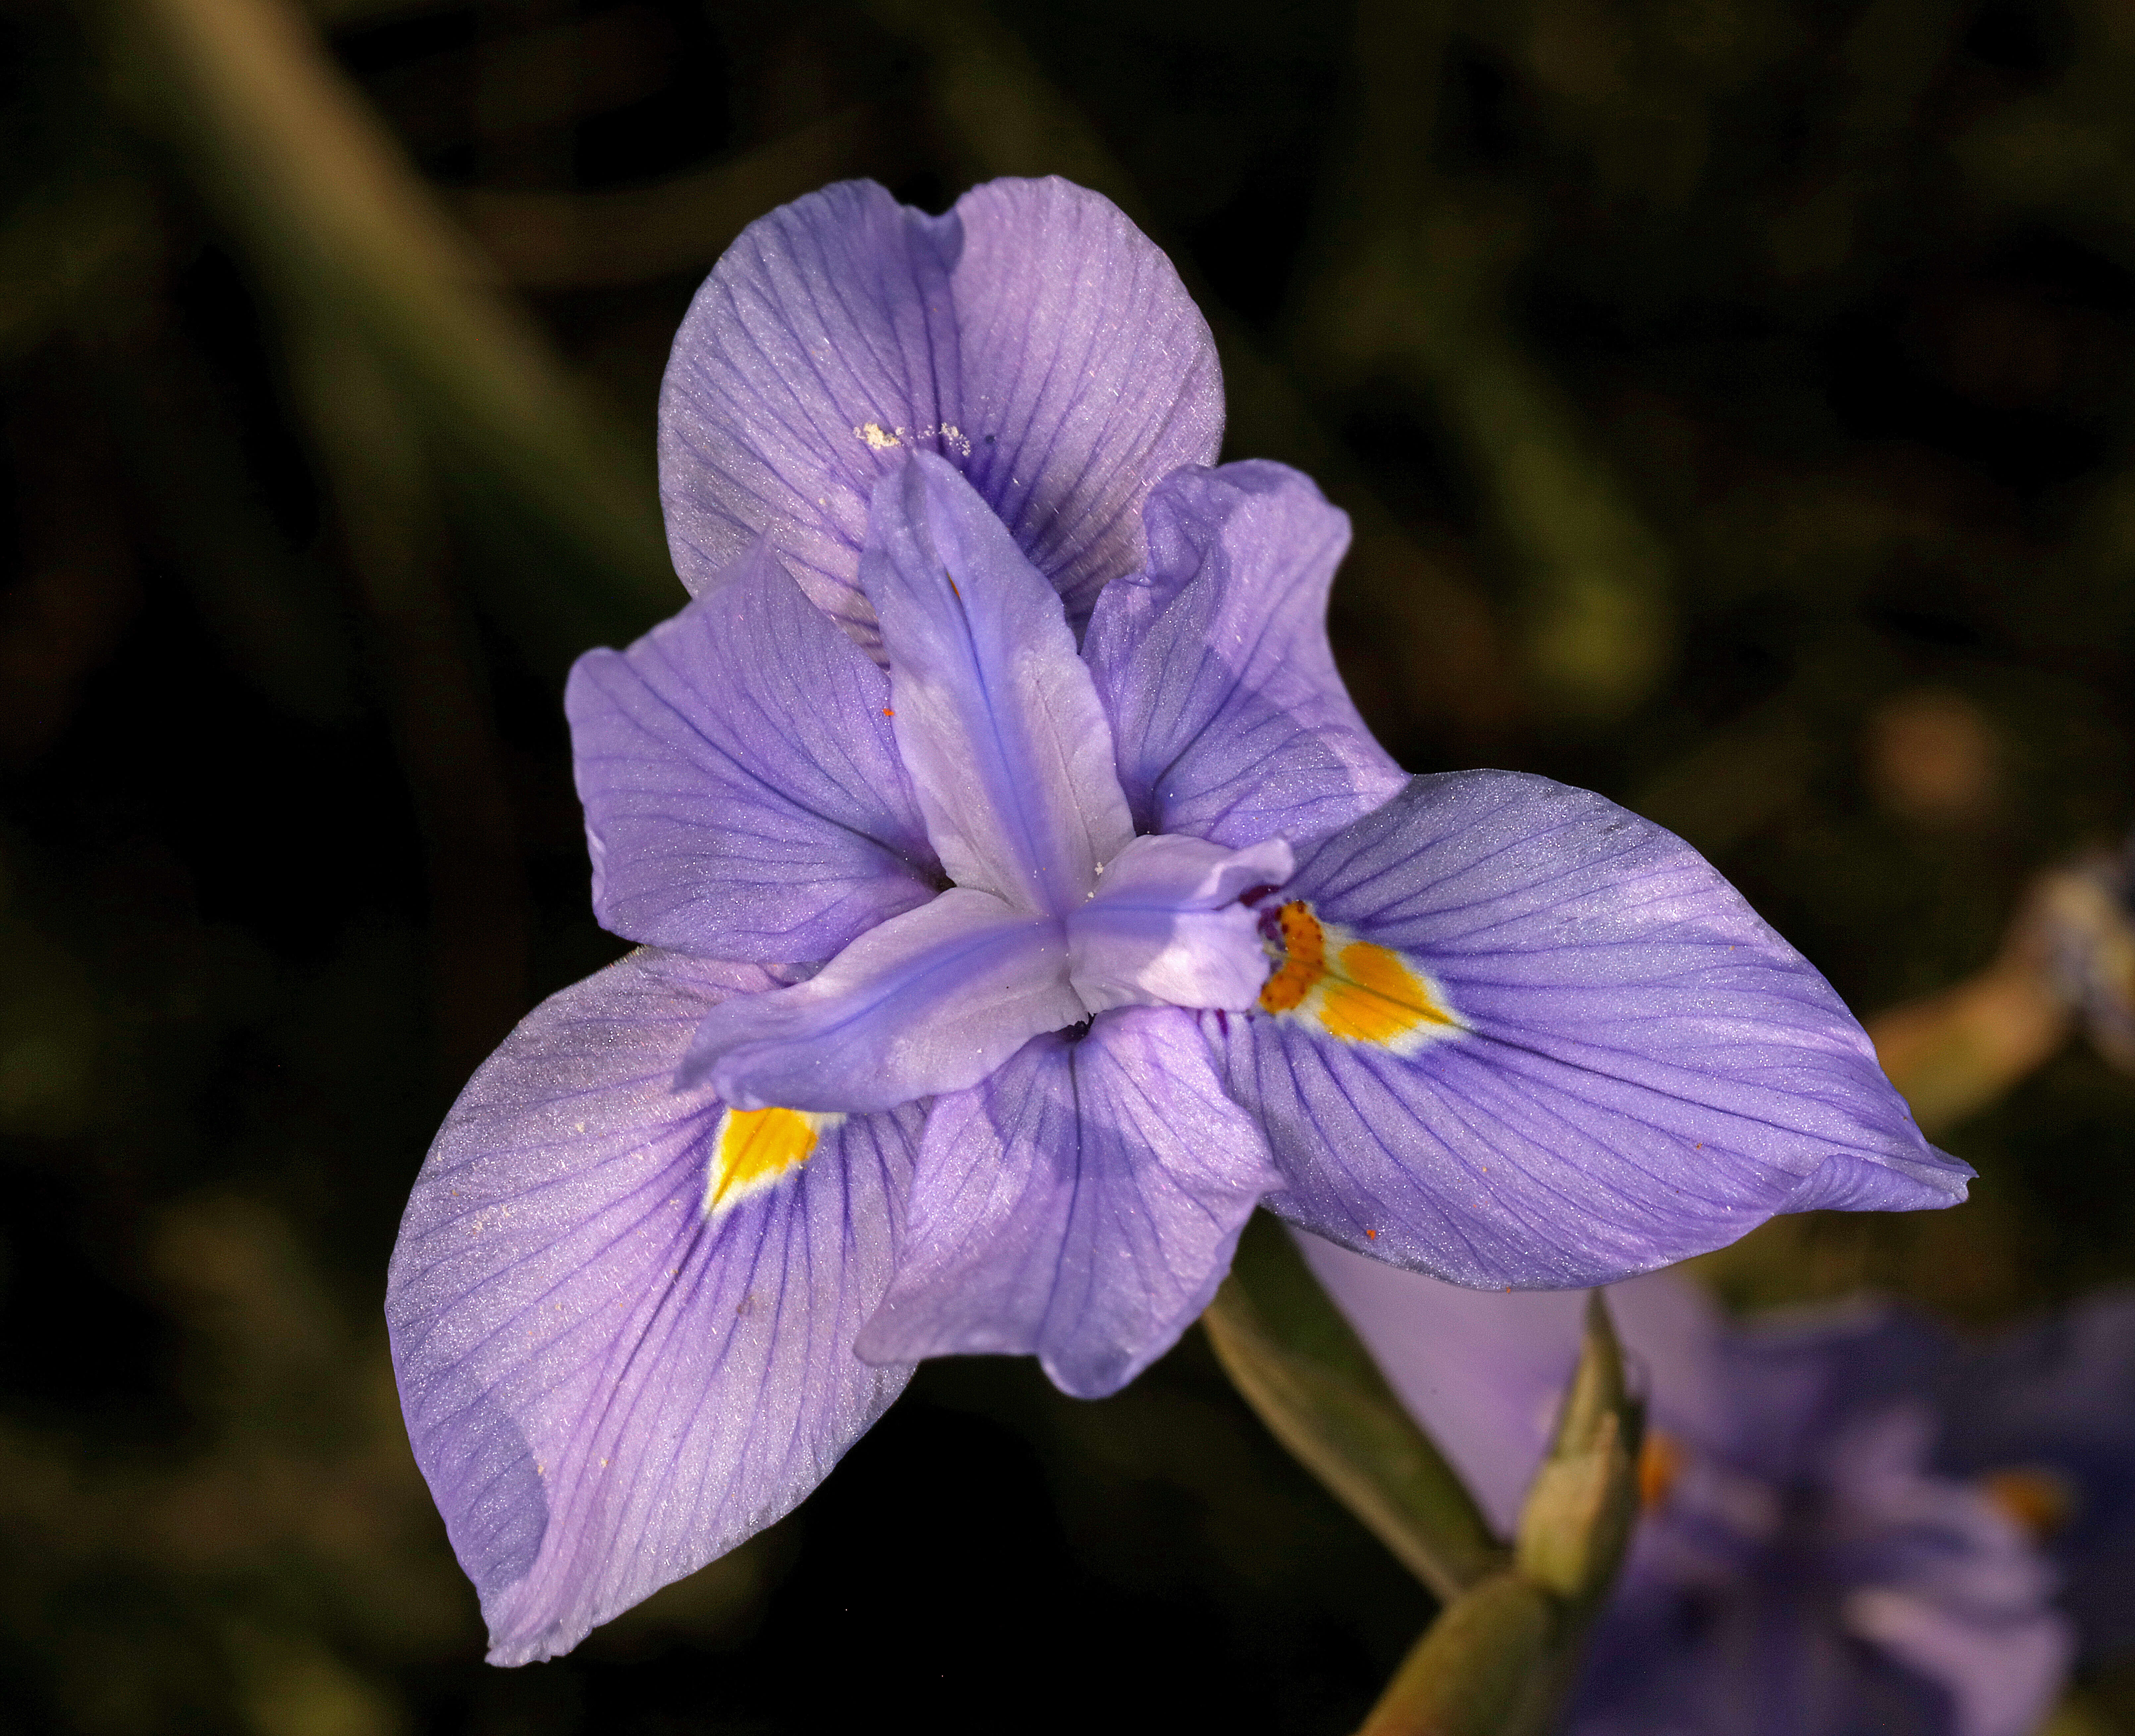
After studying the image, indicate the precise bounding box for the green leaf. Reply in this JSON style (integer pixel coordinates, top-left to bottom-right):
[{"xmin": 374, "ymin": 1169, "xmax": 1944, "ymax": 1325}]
[
  {"xmin": 1354, "ymin": 1568, "xmax": 1559, "ymax": 1736},
  {"xmin": 1202, "ymin": 1213, "xmax": 1507, "ymax": 1602}
]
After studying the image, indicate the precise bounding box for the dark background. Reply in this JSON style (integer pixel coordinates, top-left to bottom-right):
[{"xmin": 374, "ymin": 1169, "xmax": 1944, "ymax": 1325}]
[{"xmin": 3, "ymin": 0, "xmax": 2134, "ymax": 1729}]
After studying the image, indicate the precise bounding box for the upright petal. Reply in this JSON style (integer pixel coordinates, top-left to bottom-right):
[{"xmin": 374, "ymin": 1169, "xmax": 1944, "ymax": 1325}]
[
  {"xmin": 1068, "ymin": 831, "xmax": 1292, "ymax": 1015},
  {"xmin": 678, "ymin": 887, "xmax": 1084, "ymax": 1112},
  {"xmin": 857, "ymin": 1008, "xmax": 1281, "ymax": 1398},
  {"xmin": 947, "ymin": 177, "xmax": 1224, "ymax": 623},
  {"xmin": 1083, "ymin": 461, "xmax": 1406, "ymax": 847},
  {"xmin": 657, "ymin": 181, "xmax": 960, "ymax": 638},
  {"xmin": 1211, "ymin": 772, "xmax": 1973, "ymax": 1289},
  {"xmin": 567, "ymin": 543, "xmax": 938, "ymax": 962},
  {"xmin": 862, "ymin": 453, "xmax": 1133, "ymax": 913},
  {"xmin": 385, "ymin": 950, "xmax": 918, "ymax": 1664},
  {"xmin": 658, "ymin": 177, "xmax": 1220, "ymax": 638}
]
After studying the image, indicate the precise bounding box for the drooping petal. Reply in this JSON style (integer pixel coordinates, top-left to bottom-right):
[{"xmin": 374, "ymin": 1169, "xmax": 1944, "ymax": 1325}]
[
  {"xmin": 1067, "ymin": 832, "xmax": 1293, "ymax": 1016},
  {"xmin": 658, "ymin": 178, "xmax": 1220, "ymax": 638},
  {"xmin": 1211, "ymin": 771, "xmax": 1973, "ymax": 1289},
  {"xmin": 566, "ymin": 543, "xmax": 938, "ymax": 961},
  {"xmin": 862, "ymin": 453, "xmax": 1133, "ymax": 914},
  {"xmin": 385, "ymin": 949, "xmax": 918, "ymax": 1665},
  {"xmin": 856, "ymin": 1007, "xmax": 1280, "ymax": 1398},
  {"xmin": 678, "ymin": 886, "xmax": 1083, "ymax": 1112},
  {"xmin": 1083, "ymin": 461, "xmax": 1406, "ymax": 847},
  {"xmin": 1829, "ymin": 1414, "xmax": 2072, "ymax": 1736}
]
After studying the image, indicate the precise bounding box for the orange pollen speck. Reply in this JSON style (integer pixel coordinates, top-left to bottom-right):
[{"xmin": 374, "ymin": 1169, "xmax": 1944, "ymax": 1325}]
[
  {"xmin": 882, "ymin": 707, "xmax": 895, "ymax": 717},
  {"xmin": 1258, "ymin": 901, "xmax": 1325, "ymax": 1012},
  {"xmin": 1980, "ymin": 1466, "xmax": 2075, "ymax": 1539},
  {"xmin": 1638, "ymin": 1430, "xmax": 1686, "ymax": 1511}
]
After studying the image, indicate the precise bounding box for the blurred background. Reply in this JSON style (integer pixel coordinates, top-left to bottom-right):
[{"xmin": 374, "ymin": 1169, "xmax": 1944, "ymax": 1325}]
[{"xmin": 4, "ymin": 0, "xmax": 2134, "ymax": 1728}]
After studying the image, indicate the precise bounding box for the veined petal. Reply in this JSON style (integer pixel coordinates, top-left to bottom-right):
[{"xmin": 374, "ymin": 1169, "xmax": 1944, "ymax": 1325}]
[
  {"xmin": 566, "ymin": 543, "xmax": 938, "ymax": 961},
  {"xmin": 947, "ymin": 177, "xmax": 1223, "ymax": 624},
  {"xmin": 862, "ymin": 453, "xmax": 1133, "ymax": 913},
  {"xmin": 856, "ymin": 1008, "xmax": 1280, "ymax": 1398},
  {"xmin": 678, "ymin": 886, "xmax": 1083, "ymax": 1112},
  {"xmin": 1211, "ymin": 771, "xmax": 1973, "ymax": 1289},
  {"xmin": 657, "ymin": 181, "xmax": 958, "ymax": 638},
  {"xmin": 1068, "ymin": 832, "xmax": 1293, "ymax": 1015},
  {"xmin": 385, "ymin": 949, "xmax": 918, "ymax": 1665},
  {"xmin": 1083, "ymin": 461, "xmax": 1406, "ymax": 847},
  {"xmin": 658, "ymin": 178, "xmax": 1220, "ymax": 640}
]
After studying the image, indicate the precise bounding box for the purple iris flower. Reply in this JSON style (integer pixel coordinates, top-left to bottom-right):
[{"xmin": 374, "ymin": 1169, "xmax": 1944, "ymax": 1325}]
[
  {"xmin": 1805, "ymin": 1288, "xmax": 2135, "ymax": 1664},
  {"xmin": 1303, "ymin": 1238, "xmax": 2074, "ymax": 1736},
  {"xmin": 384, "ymin": 176, "xmax": 1971, "ymax": 1663},
  {"xmin": 1931, "ymin": 1293, "xmax": 2135, "ymax": 1660}
]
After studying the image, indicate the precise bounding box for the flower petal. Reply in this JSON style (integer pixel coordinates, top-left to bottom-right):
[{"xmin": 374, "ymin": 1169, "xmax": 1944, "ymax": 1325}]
[
  {"xmin": 678, "ymin": 886, "xmax": 1083, "ymax": 1112},
  {"xmin": 385, "ymin": 949, "xmax": 918, "ymax": 1664},
  {"xmin": 566, "ymin": 543, "xmax": 938, "ymax": 961},
  {"xmin": 1299, "ymin": 1238, "xmax": 1731, "ymax": 1534},
  {"xmin": 1068, "ymin": 831, "xmax": 1293, "ymax": 1015},
  {"xmin": 657, "ymin": 181, "xmax": 958, "ymax": 638},
  {"xmin": 856, "ymin": 1008, "xmax": 1280, "ymax": 1398},
  {"xmin": 658, "ymin": 177, "xmax": 1220, "ymax": 639},
  {"xmin": 1083, "ymin": 461, "xmax": 1406, "ymax": 847},
  {"xmin": 946, "ymin": 177, "xmax": 1224, "ymax": 624},
  {"xmin": 862, "ymin": 453, "xmax": 1133, "ymax": 914},
  {"xmin": 1211, "ymin": 771, "xmax": 1973, "ymax": 1289}
]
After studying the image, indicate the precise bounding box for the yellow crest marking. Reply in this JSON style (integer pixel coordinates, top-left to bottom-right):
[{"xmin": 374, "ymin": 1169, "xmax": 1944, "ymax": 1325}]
[
  {"xmin": 1257, "ymin": 900, "xmax": 1463, "ymax": 1054},
  {"xmin": 704, "ymin": 1107, "xmax": 843, "ymax": 1219}
]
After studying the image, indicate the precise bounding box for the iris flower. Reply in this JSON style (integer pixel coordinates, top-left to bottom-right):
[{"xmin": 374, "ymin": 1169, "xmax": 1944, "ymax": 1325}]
[
  {"xmin": 1816, "ymin": 1287, "xmax": 2135, "ymax": 1665},
  {"xmin": 1304, "ymin": 1239, "xmax": 2074, "ymax": 1736},
  {"xmin": 385, "ymin": 177, "xmax": 1971, "ymax": 1662}
]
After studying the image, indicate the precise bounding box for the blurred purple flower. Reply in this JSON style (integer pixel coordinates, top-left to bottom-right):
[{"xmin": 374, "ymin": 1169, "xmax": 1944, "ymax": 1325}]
[
  {"xmin": 1622, "ymin": 1277, "xmax": 2135, "ymax": 1670},
  {"xmin": 383, "ymin": 176, "xmax": 1970, "ymax": 1662},
  {"xmin": 1303, "ymin": 1238, "xmax": 2075, "ymax": 1736}
]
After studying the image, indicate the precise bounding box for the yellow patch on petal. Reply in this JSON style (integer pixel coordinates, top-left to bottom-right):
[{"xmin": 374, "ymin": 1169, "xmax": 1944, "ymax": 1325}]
[
  {"xmin": 1257, "ymin": 900, "xmax": 1464, "ymax": 1053},
  {"xmin": 704, "ymin": 1107, "xmax": 843, "ymax": 1219}
]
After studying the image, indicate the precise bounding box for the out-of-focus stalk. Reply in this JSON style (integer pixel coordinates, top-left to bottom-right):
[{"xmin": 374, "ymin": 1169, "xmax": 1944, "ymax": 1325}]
[
  {"xmin": 287, "ymin": 310, "xmax": 533, "ymax": 1086},
  {"xmin": 78, "ymin": 0, "xmax": 678, "ymax": 673},
  {"xmin": 1869, "ymin": 846, "xmax": 2135, "ymax": 1137}
]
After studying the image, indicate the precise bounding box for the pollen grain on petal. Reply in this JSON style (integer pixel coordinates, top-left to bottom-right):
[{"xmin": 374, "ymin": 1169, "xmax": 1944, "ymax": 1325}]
[
  {"xmin": 1257, "ymin": 900, "xmax": 1464, "ymax": 1053},
  {"xmin": 855, "ymin": 420, "xmax": 902, "ymax": 451},
  {"xmin": 1639, "ymin": 1429, "xmax": 1686, "ymax": 1512},
  {"xmin": 1979, "ymin": 1465, "xmax": 2076, "ymax": 1539},
  {"xmin": 703, "ymin": 1106, "xmax": 843, "ymax": 1218}
]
